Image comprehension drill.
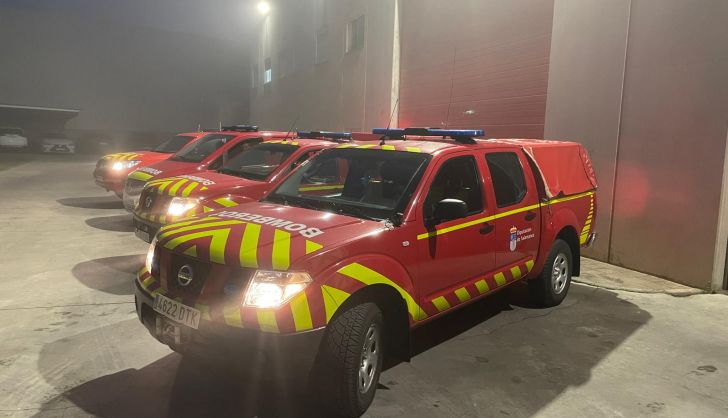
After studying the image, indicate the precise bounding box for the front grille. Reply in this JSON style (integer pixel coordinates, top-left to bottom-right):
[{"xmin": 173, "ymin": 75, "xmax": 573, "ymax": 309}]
[{"xmin": 167, "ymin": 254, "xmax": 212, "ymax": 297}]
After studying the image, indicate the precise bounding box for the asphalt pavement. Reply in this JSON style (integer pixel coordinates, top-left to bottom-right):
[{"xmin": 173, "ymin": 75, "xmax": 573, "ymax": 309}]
[{"xmin": 1, "ymin": 155, "xmax": 727, "ymax": 418}]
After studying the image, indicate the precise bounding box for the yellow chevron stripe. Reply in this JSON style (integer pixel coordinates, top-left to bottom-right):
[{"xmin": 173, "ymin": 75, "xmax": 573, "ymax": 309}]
[
  {"xmin": 494, "ymin": 272, "xmax": 507, "ymax": 286},
  {"xmin": 405, "ymin": 147, "xmax": 422, "ymax": 153},
  {"xmin": 305, "ymin": 240, "xmax": 323, "ymax": 254},
  {"xmin": 381, "ymin": 145, "xmax": 395, "ymax": 151},
  {"xmin": 194, "ymin": 303, "xmax": 211, "ymax": 320},
  {"xmin": 239, "ymin": 223, "xmax": 261, "ymax": 268},
  {"xmin": 158, "ymin": 216, "xmax": 220, "ymax": 232},
  {"xmin": 271, "ymin": 229, "xmax": 291, "ymax": 270},
  {"xmin": 158, "ymin": 220, "xmax": 241, "ymax": 239},
  {"xmin": 256, "ymin": 310, "xmax": 279, "ymax": 333},
  {"xmin": 337, "ymin": 263, "xmax": 427, "ymax": 321},
  {"xmin": 290, "ymin": 293, "xmax": 313, "ymax": 331},
  {"xmin": 181, "ymin": 182, "xmax": 199, "ymax": 197},
  {"xmin": 475, "ymin": 279, "xmax": 489, "ymax": 294},
  {"xmin": 183, "ymin": 245, "xmax": 197, "ymax": 257},
  {"xmin": 163, "ymin": 228, "xmax": 230, "ymax": 264},
  {"xmin": 321, "ymin": 285, "xmax": 351, "ymax": 322},
  {"xmin": 128, "ymin": 171, "xmax": 153, "ymax": 181},
  {"xmin": 168, "ymin": 179, "xmax": 188, "ymax": 195},
  {"xmin": 223, "ymin": 305, "xmax": 243, "ymax": 328},
  {"xmin": 510, "ymin": 266, "xmax": 522, "ymax": 281},
  {"xmin": 526, "ymin": 259, "xmax": 535, "ymax": 272},
  {"xmin": 214, "ymin": 197, "xmax": 237, "ymax": 207}
]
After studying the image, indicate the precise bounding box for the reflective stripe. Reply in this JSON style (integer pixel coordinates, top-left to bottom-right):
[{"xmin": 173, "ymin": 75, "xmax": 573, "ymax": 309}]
[
  {"xmin": 321, "ymin": 285, "xmax": 350, "ymax": 322},
  {"xmin": 128, "ymin": 171, "xmax": 153, "ymax": 181},
  {"xmin": 298, "ymin": 184, "xmax": 345, "ymax": 192},
  {"xmin": 158, "ymin": 217, "xmax": 220, "ymax": 232},
  {"xmin": 526, "ymin": 260, "xmax": 535, "ymax": 272},
  {"xmin": 183, "ymin": 245, "xmax": 197, "ymax": 257},
  {"xmin": 417, "ymin": 192, "xmax": 595, "ymax": 240},
  {"xmin": 432, "ymin": 296, "xmax": 450, "ymax": 312},
  {"xmin": 256, "ymin": 310, "xmax": 279, "ymax": 333},
  {"xmin": 223, "ymin": 305, "xmax": 243, "ymax": 328},
  {"xmin": 290, "ymin": 293, "xmax": 313, "ymax": 331},
  {"xmin": 475, "ymin": 279, "xmax": 489, "ymax": 294},
  {"xmin": 381, "ymin": 145, "xmax": 395, "ymax": 151},
  {"xmin": 181, "ymin": 182, "xmax": 198, "ymax": 197},
  {"xmin": 405, "ymin": 147, "xmax": 422, "ymax": 153},
  {"xmin": 357, "ymin": 144, "xmax": 376, "ymax": 149},
  {"xmin": 167, "ymin": 179, "xmax": 188, "ymax": 195},
  {"xmin": 305, "ymin": 240, "xmax": 323, "ymax": 254},
  {"xmin": 454, "ymin": 287, "xmax": 471, "ymax": 303},
  {"xmin": 195, "ymin": 303, "xmax": 211, "ymax": 320},
  {"xmin": 239, "ymin": 223, "xmax": 261, "ymax": 268},
  {"xmin": 510, "ymin": 266, "xmax": 522, "ymax": 281},
  {"xmin": 337, "ymin": 263, "xmax": 428, "ymax": 321},
  {"xmin": 158, "ymin": 220, "xmax": 241, "ymax": 239},
  {"xmin": 214, "ymin": 197, "xmax": 237, "ymax": 207},
  {"xmin": 271, "ymin": 229, "xmax": 291, "ymax": 270},
  {"xmin": 494, "ymin": 272, "xmax": 507, "ymax": 286},
  {"xmin": 164, "ymin": 228, "xmax": 230, "ymax": 264}
]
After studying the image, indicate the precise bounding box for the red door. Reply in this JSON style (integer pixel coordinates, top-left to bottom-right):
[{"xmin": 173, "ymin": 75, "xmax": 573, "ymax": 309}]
[
  {"xmin": 414, "ymin": 153, "xmax": 496, "ymax": 313},
  {"xmin": 483, "ymin": 150, "xmax": 541, "ymax": 280}
]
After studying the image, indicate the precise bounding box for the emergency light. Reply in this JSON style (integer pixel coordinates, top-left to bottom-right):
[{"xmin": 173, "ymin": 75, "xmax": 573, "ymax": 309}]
[
  {"xmin": 296, "ymin": 131, "xmax": 352, "ymax": 140},
  {"xmin": 222, "ymin": 125, "xmax": 259, "ymax": 132},
  {"xmin": 372, "ymin": 127, "xmax": 485, "ymax": 137}
]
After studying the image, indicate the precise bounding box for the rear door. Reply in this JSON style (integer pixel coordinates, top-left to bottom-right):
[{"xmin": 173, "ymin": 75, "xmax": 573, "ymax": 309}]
[{"xmin": 483, "ymin": 150, "xmax": 541, "ymax": 276}]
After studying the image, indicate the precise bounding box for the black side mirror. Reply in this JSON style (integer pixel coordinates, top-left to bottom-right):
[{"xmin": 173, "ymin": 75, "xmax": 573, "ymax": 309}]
[{"xmin": 433, "ymin": 198, "xmax": 468, "ymax": 224}]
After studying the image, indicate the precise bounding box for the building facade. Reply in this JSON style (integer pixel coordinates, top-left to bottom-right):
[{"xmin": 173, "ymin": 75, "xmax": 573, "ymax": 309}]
[{"xmin": 250, "ymin": 0, "xmax": 728, "ymax": 291}]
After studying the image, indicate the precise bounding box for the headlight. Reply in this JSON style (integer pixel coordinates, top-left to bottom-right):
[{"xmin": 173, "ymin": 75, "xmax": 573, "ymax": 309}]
[
  {"xmin": 145, "ymin": 236, "xmax": 158, "ymax": 272},
  {"xmin": 112, "ymin": 160, "xmax": 141, "ymax": 171},
  {"xmin": 243, "ymin": 270, "xmax": 312, "ymax": 308},
  {"xmin": 167, "ymin": 197, "xmax": 199, "ymax": 216}
]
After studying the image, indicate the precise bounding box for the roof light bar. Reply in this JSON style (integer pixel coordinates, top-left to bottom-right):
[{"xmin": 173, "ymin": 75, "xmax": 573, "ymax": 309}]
[
  {"xmin": 222, "ymin": 125, "xmax": 259, "ymax": 132},
  {"xmin": 296, "ymin": 131, "xmax": 352, "ymax": 140},
  {"xmin": 372, "ymin": 127, "xmax": 484, "ymax": 137}
]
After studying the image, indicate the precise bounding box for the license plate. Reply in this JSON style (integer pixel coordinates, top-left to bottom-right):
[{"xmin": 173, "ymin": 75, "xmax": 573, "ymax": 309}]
[
  {"xmin": 135, "ymin": 228, "xmax": 150, "ymax": 243},
  {"xmin": 153, "ymin": 295, "xmax": 201, "ymax": 329}
]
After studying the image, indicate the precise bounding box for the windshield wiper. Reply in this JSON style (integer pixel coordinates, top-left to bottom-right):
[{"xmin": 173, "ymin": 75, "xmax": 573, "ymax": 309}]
[{"xmin": 326, "ymin": 201, "xmax": 383, "ymax": 222}]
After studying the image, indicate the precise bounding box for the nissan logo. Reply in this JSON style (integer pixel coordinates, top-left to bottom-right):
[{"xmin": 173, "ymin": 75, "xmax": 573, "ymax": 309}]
[
  {"xmin": 144, "ymin": 196, "xmax": 154, "ymax": 209},
  {"xmin": 177, "ymin": 264, "xmax": 194, "ymax": 287}
]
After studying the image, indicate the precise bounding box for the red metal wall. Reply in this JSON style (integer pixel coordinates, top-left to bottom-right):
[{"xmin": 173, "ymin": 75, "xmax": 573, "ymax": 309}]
[{"xmin": 399, "ymin": 0, "xmax": 555, "ymax": 138}]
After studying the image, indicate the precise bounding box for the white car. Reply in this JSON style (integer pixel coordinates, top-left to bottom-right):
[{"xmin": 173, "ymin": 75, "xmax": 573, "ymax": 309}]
[
  {"xmin": 0, "ymin": 128, "xmax": 29, "ymax": 149},
  {"xmin": 41, "ymin": 134, "xmax": 76, "ymax": 154}
]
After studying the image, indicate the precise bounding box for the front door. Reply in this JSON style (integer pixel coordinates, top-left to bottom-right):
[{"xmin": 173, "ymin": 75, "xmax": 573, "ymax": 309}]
[{"xmin": 415, "ymin": 154, "xmax": 496, "ymax": 314}]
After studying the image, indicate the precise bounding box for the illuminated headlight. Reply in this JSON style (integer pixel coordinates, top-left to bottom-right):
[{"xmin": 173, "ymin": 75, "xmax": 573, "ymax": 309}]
[
  {"xmin": 243, "ymin": 270, "xmax": 312, "ymax": 308},
  {"xmin": 145, "ymin": 236, "xmax": 158, "ymax": 272},
  {"xmin": 112, "ymin": 160, "xmax": 141, "ymax": 171},
  {"xmin": 167, "ymin": 197, "xmax": 199, "ymax": 216}
]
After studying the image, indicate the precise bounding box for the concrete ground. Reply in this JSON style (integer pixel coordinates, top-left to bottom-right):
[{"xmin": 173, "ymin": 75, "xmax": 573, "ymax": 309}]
[{"xmin": 1, "ymin": 154, "xmax": 727, "ymax": 418}]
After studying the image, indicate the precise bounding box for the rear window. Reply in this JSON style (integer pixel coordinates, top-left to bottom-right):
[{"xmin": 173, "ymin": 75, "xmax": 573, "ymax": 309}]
[
  {"xmin": 485, "ymin": 152, "xmax": 527, "ymax": 207},
  {"xmin": 153, "ymin": 135, "xmax": 194, "ymax": 153},
  {"xmin": 170, "ymin": 134, "xmax": 235, "ymax": 163}
]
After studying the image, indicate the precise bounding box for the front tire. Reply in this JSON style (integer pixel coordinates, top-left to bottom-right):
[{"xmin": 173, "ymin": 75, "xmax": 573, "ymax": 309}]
[
  {"xmin": 315, "ymin": 303, "xmax": 383, "ymax": 418},
  {"xmin": 529, "ymin": 239, "xmax": 573, "ymax": 307}
]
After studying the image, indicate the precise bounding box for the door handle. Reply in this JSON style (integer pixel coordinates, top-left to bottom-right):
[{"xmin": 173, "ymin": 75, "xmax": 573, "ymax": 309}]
[
  {"xmin": 524, "ymin": 211, "xmax": 537, "ymax": 221},
  {"xmin": 479, "ymin": 223, "xmax": 494, "ymax": 234}
]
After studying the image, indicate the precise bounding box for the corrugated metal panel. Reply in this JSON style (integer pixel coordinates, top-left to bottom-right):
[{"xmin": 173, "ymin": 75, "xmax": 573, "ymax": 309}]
[{"xmin": 399, "ymin": 0, "xmax": 554, "ymax": 138}]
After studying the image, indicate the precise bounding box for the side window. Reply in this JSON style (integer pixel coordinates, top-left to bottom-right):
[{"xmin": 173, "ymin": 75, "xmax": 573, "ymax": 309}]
[
  {"xmin": 485, "ymin": 152, "xmax": 527, "ymax": 208},
  {"xmin": 208, "ymin": 156, "xmax": 223, "ymax": 170},
  {"xmin": 291, "ymin": 150, "xmax": 317, "ymax": 171},
  {"xmin": 226, "ymin": 139, "xmax": 259, "ymax": 160},
  {"xmin": 423, "ymin": 155, "xmax": 483, "ymax": 222}
]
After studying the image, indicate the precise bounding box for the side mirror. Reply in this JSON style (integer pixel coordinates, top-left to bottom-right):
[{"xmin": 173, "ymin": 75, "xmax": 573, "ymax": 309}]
[{"xmin": 433, "ymin": 198, "xmax": 468, "ymax": 224}]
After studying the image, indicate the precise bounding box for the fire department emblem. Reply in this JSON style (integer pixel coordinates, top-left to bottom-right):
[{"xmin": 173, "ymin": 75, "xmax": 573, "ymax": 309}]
[
  {"xmin": 177, "ymin": 265, "xmax": 194, "ymax": 287},
  {"xmin": 509, "ymin": 226, "xmax": 518, "ymax": 251},
  {"xmin": 144, "ymin": 195, "xmax": 154, "ymax": 209}
]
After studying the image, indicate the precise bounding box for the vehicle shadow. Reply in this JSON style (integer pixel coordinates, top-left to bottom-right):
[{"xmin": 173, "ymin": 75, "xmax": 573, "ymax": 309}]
[
  {"xmin": 71, "ymin": 255, "xmax": 143, "ymax": 295},
  {"xmin": 57, "ymin": 196, "xmax": 123, "ymax": 209},
  {"xmin": 85, "ymin": 214, "xmax": 135, "ymax": 232},
  {"xmin": 31, "ymin": 284, "xmax": 651, "ymax": 418}
]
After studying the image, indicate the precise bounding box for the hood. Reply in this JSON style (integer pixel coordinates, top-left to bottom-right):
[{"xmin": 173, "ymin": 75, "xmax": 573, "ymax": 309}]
[
  {"xmin": 142, "ymin": 170, "xmax": 262, "ymax": 199},
  {"xmin": 155, "ymin": 201, "xmax": 384, "ymax": 270},
  {"xmin": 100, "ymin": 150, "xmax": 168, "ymax": 163}
]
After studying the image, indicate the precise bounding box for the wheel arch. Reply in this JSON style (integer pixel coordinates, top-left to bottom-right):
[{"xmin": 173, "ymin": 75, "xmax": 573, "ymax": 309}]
[{"xmin": 556, "ymin": 225, "xmax": 580, "ymax": 276}]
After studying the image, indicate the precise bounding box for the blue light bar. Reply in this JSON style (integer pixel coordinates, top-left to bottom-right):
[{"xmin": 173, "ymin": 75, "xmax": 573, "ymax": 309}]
[
  {"xmin": 372, "ymin": 127, "xmax": 484, "ymax": 137},
  {"xmin": 297, "ymin": 130, "xmax": 352, "ymax": 140}
]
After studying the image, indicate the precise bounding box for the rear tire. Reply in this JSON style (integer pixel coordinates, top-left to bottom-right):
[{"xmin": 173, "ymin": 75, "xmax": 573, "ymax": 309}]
[
  {"xmin": 528, "ymin": 239, "xmax": 573, "ymax": 307},
  {"xmin": 314, "ymin": 303, "xmax": 383, "ymax": 418}
]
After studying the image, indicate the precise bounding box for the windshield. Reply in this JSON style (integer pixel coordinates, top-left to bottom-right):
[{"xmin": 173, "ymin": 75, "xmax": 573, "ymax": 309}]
[
  {"xmin": 265, "ymin": 148, "xmax": 430, "ymax": 222},
  {"xmin": 170, "ymin": 133, "xmax": 235, "ymax": 163},
  {"xmin": 220, "ymin": 142, "xmax": 298, "ymax": 181},
  {"xmin": 153, "ymin": 134, "xmax": 195, "ymax": 153}
]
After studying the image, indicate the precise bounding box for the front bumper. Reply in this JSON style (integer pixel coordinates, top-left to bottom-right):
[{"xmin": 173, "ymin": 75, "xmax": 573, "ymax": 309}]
[
  {"xmin": 93, "ymin": 171, "xmax": 124, "ymax": 194},
  {"xmin": 134, "ymin": 280, "xmax": 325, "ymax": 377}
]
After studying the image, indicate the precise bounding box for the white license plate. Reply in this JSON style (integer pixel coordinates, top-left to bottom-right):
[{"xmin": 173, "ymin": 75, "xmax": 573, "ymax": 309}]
[
  {"xmin": 153, "ymin": 295, "xmax": 201, "ymax": 329},
  {"xmin": 135, "ymin": 228, "xmax": 150, "ymax": 243}
]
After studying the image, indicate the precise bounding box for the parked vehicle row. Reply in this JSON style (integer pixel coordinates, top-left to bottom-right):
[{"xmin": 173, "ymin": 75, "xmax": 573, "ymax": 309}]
[{"xmin": 93, "ymin": 126, "xmax": 598, "ymax": 417}]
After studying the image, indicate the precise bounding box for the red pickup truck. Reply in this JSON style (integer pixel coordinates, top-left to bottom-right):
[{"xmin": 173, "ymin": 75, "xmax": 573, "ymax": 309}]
[
  {"xmin": 135, "ymin": 128, "xmax": 597, "ymax": 417},
  {"xmin": 93, "ymin": 131, "xmax": 205, "ymax": 197}
]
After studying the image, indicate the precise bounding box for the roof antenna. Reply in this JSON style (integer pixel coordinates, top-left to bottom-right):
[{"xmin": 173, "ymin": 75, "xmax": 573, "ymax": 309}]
[
  {"xmin": 218, "ymin": 121, "xmax": 222, "ymax": 131},
  {"xmin": 197, "ymin": 123, "xmax": 201, "ymax": 132},
  {"xmin": 283, "ymin": 116, "xmax": 300, "ymax": 141},
  {"xmin": 443, "ymin": 46, "xmax": 457, "ymax": 129},
  {"xmin": 379, "ymin": 97, "xmax": 400, "ymax": 146}
]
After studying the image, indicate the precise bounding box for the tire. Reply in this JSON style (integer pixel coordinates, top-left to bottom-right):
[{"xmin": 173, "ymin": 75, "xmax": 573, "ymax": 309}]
[
  {"xmin": 529, "ymin": 239, "xmax": 573, "ymax": 307},
  {"xmin": 314, "ymin": 302, "xmax": 383, "ymax": 418}
]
